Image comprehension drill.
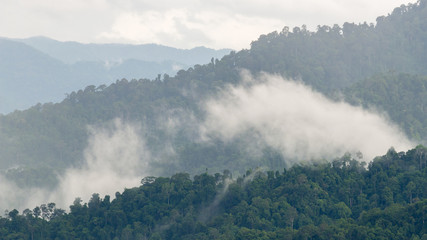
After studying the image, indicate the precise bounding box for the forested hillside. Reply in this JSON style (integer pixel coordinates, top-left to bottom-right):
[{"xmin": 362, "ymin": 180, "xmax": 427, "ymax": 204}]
[
  {"xmin": 344, "ymin": 73, "xmax": 427, "ymax": 141},
  {"xmin": 0, "ymin": 146, "xmax": 426, "ymax": 239},
  {"xmin": 2, "ymin": 1, "xmax": 427, "ymax": 187},
  {"xmin": 0, "ymin": 1, "xmax": 426, "ymax": 238},
  {"xmin": 240, "ymin": 0, "xmax": 427, "ymax": 92},
  {"xmin": 0, "ymin": 0, "xmax": 425, "ymax": 215}
]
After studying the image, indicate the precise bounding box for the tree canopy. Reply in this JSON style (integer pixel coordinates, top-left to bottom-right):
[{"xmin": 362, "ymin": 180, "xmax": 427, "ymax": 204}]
[{"xmin": 0, "ymin": 146, "xmax": 426, "ymax": 239}]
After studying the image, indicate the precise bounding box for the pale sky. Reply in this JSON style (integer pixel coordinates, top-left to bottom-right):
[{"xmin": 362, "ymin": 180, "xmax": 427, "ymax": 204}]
[{"xmin": 0, "ymin": 0, "xmax": 417, "ymax": 50}]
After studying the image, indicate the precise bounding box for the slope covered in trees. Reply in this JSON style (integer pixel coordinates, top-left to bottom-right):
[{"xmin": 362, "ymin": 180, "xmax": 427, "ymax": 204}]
[
  {"xmin": 344, "ymin": 73, "xmax": 427, "ymax": 141},
  {"xmin": 0, "ymin": 146, "xmax": 426, "ymax": 239},
  {"xmin": 1, "ymin": 1, "xmax": 427, "ymax": 187},
  {"xmin": 0, "ymin": 1, "xmax": 426, "ymax": 238},
  {"xmin": 245, "ymin": 0, "xmax": 427, "ymax": 92}
]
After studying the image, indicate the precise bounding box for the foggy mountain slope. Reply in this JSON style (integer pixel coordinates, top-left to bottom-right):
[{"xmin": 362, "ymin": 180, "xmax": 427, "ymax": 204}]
[
  {"xmin": 0, "ymin": 37, "xmax": 231, "ymax": 114},
  {"xmin": 0, "ymin": 74, "xmax": 417, "ymax": 212},
  {"xmin": 0, "ymin": 1, "xmax": 426, "ymax": 192},
  {"xmin": 0, "ymin": 71, "xmax": 417, "ymax": 190}
]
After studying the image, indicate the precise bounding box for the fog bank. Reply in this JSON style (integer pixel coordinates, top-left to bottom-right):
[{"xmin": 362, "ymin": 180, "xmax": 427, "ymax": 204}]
[{"xmin": 202, "ymin": 72, "xmax": 414, "ymax": 163}]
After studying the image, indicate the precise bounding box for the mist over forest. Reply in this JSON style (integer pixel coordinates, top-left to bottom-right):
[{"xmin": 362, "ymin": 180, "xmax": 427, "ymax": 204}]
[{"xmin": 0, "ymin": 1, "xmax": 426, "ymax": 239}]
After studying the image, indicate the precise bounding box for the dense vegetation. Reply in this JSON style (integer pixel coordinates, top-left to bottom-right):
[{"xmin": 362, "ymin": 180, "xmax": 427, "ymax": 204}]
[
  {"xmin": 247, "ymin": 0, "xmax": 427, "ymax": 92},
  {"xmin": 0, "ymin": 4, "xmax": 426, "ymax": 240},
  {"xmin": 2, "ymin": 1, "xmax": 427, "ymax": 188},
  {"xmin": 344, "ymin": 73, "xmax": 427, "ymax": 141},
  {"xmin": 0, "ymin": 146, "xmax": 426, "ymax": 239}
]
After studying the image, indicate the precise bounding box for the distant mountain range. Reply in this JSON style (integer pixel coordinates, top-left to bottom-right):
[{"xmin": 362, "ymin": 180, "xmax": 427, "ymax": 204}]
[{"xmin": 0, "ymin": 37, "xmax": 231, "ymax": 114}]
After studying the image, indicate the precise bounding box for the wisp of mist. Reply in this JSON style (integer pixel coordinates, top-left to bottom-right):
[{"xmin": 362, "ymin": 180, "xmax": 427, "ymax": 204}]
[
  {"xmin": 0, "ymin": 119, "xmax": 150, "ymax": 211},
  {"xmin": 50, "ymin": 119, "xmax": 150, "ymax": 209},
  {"xmin": 201, "ymin": 72, "xmax": 414, "ymax": 163}
]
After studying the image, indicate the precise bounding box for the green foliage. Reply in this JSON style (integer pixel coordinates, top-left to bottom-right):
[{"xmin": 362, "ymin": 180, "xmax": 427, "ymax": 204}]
[
  {"xmin": 0, "ymin": 146, "xmax": 425, "ymax": 239},
  {"xmin": 344, "ymin": 72, "xmax": 427, "ymax": 140},
  {"xmin": 243, "ymin": 0, "xmax": 427, "ymax": 92}
]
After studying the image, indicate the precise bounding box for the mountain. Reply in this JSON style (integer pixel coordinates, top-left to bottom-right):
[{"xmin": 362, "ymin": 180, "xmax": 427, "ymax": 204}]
[
  {"xmin": 0, "ymin": 0, "xmax": 427, "ymax": 192},
  {"xmin": 0, "ymin": 37, "xmax": 231, "ymax": 114},
  {"xmin": 0, "ymin": 39, "xmax": 71, "ymax": 114},
  {"xmin": 16, "ymin": 36, "xmax": 232, "ymax": 66},
  {"xmin": 241, "ymin": 0, "xmax": 427, "ymax": 93},
  {"xmin": 0, "ymin": 2, "xmax": 426, "ymax": 237}
]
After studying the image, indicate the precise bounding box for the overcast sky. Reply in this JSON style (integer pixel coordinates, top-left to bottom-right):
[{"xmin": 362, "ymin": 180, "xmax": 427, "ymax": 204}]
[{"xmin": 0, "ymin": 0, "xmax": 417, "ymax": 50}]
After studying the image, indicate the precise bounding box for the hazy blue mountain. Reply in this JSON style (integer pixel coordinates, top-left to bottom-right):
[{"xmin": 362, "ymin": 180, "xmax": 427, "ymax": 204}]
[
  {"xmin": 0, "ymin": 39, "xmax": 72, "ymax": 114},
  {"xmin": 16, "ymin": 36, "xmax": 232, "ymax": 66},
  {"xmin": 0, "ymin": 37, "xmax": 231, "ymax": 113}
]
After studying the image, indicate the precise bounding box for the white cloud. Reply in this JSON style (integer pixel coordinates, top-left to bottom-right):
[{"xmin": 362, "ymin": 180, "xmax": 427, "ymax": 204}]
[
  {"xmin": 98, "ymin": 9, "xmax": 195, "ymax": 45},
  {"xmin": 97, "ymin": 9, "xmax": 282, "ymax": 49},
  {"xmin": 0, "ymin": 119, "xmax": 151, "ymax": 211},
  {"xmin": 50, "ymin": 118, "xmax": 150, "ymax": 209},
  {"xmin": 201, "ymin": 72, "xmax": 414, "ymax": 163}
]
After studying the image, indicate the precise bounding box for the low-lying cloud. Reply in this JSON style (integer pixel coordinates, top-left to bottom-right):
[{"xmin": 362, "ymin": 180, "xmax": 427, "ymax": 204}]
[
  {"xmin": 201, "ymin": 72, "xmax": 414, "ymax": 163},
  {"xmin": 0, "ymin": 119, "xmax": 150, "ymax": 211},
  {"xmin": 50, "ymin": 119, "xmax": 149, "ymax": 209}
]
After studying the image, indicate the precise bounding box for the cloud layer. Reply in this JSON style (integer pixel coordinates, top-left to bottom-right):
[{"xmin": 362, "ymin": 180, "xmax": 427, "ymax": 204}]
[
  {"xmin": 0, "ymin": 0, "xmax": 417, "ymax": 49},
  {"xmin": 202, "ymin": 72, "xmax": 414, "ymax": 162}
]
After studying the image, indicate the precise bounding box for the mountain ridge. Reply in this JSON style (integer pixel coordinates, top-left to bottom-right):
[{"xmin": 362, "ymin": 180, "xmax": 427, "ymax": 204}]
[
  {"xmin": 11, "ymin": 36, "xmax": 232, "ymax": 65},
  {"xmin": 0, "ymin": 36, "xmax": 231, "ymax": 113}
]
